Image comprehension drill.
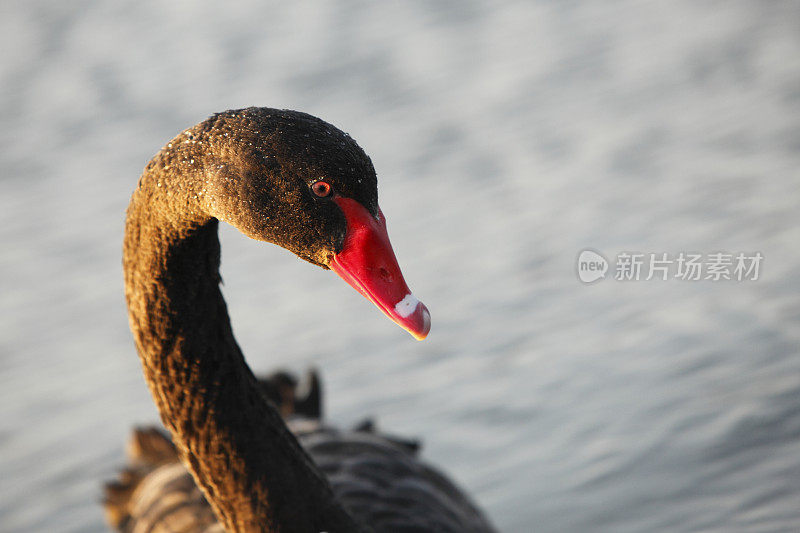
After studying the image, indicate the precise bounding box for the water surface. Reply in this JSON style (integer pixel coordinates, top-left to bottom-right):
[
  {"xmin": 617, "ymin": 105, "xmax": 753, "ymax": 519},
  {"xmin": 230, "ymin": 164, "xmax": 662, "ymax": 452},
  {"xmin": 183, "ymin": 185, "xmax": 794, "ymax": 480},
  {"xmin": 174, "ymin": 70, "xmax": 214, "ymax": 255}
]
[{"xmin": 1, "ymin": 2, "xmax": 799, "ymax": 531}]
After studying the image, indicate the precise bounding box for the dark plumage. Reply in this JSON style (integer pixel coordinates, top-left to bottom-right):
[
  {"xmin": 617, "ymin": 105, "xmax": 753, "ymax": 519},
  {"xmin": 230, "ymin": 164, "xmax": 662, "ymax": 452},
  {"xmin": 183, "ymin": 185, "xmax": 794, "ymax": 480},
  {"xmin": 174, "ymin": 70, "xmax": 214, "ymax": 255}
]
[{"xmin": 108, "ymin": 108, "xmax": 495, "ymax": 532}]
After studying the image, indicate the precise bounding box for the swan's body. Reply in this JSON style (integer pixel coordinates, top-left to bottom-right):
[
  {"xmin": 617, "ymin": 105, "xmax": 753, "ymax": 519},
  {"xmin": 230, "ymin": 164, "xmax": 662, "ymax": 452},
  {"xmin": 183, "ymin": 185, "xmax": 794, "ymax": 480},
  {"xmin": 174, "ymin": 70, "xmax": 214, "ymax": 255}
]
[
  {"xmin": 107, "ymin": 392, "xmax": 488, "ymax": 532},
  {"xmin": 106, "ymin": 108, "xmax": 494, "ymax": 532}
]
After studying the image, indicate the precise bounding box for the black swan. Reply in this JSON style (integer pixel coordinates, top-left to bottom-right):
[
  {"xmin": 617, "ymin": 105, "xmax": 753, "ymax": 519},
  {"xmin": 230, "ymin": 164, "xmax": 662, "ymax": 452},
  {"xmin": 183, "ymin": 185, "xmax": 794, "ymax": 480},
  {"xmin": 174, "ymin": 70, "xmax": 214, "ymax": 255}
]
[{"xmin": 105, "ymin": 108, "xmax": 495, "ymax": 533}]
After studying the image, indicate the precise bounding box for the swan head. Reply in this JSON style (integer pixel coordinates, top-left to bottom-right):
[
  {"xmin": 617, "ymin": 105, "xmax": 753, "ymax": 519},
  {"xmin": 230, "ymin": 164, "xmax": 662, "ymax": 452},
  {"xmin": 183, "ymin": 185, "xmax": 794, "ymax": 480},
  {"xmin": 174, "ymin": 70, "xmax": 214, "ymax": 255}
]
[{"xmin": 197, "ymin": 107, "xmax": 430, "ymax": 340}]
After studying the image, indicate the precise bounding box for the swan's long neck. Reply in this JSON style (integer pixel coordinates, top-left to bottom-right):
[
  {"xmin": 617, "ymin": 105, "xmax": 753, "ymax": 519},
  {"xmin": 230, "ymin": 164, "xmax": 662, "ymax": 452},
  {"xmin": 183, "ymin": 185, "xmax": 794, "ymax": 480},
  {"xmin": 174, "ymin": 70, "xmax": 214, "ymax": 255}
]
[{"xmin": 123, "ymin": 160, "xmax": 361, "ymax": 533}]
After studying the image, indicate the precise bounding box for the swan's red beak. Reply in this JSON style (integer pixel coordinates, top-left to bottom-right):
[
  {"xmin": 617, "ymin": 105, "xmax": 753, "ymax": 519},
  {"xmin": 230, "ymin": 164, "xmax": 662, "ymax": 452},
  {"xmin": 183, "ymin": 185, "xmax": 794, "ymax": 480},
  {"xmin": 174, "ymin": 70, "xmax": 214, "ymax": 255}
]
[{"xmin": 330, "ymin": 197, "xmax": 430, "ymax": 340}]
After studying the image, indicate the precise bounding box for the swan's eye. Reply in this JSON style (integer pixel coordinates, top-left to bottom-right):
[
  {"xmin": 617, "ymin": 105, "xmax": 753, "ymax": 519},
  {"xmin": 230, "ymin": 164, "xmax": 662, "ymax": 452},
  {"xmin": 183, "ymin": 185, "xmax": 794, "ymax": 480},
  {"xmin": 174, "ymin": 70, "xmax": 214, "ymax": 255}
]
[{"xmin": 311, "ymin": 180, "xmax": 332, "ymax": 197}]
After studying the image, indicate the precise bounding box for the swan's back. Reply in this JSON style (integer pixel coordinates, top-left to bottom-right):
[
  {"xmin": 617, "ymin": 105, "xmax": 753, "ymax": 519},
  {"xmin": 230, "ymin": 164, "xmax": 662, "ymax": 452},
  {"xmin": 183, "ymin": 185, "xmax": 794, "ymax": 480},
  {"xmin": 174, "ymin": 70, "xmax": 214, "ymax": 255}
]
[
  {"xmin": 304, "ymin": 427, "xmax": 492, "ymax": 532},
  {"xmin": 105, "ymin": 374, "xmax": 494, "ymax": 533},
  {"xmin": 104, "ymin": 427, "xmax": 222, "ymax": 533}
]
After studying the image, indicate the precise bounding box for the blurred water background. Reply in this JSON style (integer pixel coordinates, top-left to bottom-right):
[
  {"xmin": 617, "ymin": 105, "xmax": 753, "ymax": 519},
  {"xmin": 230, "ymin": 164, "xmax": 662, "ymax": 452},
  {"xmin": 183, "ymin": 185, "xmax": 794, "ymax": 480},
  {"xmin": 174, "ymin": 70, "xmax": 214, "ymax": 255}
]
[{"xmin": 2, "ymin": 1, "xmax": 800, "ymax": 531}]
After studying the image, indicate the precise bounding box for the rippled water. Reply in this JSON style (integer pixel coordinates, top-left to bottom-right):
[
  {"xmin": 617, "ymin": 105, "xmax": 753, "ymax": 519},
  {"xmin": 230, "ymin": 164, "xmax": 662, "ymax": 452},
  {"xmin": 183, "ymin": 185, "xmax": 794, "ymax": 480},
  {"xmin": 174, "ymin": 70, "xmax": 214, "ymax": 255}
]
[{"xmin": 1, "ymin": 1, "xmax": 799, "ymax": 531}]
